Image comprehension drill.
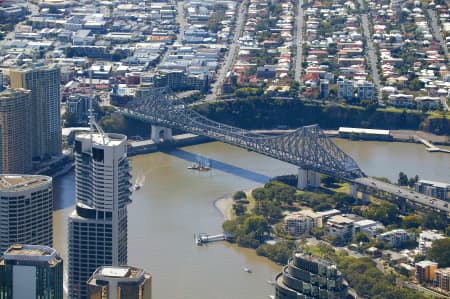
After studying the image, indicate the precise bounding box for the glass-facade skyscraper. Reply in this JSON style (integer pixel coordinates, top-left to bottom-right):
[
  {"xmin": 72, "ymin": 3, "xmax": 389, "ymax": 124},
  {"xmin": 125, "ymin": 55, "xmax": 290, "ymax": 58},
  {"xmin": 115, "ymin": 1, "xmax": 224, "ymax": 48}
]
[
  {"xmin": 0, "ymin": 244, "xmax": 63, "ymax": 299},
  {"xmin": 87, "ymin": 266, "xmax": 152, "ymax": 299},
  {"xmin": 68, "ymin": 132, "xmax": 131, "ymax": 299}
]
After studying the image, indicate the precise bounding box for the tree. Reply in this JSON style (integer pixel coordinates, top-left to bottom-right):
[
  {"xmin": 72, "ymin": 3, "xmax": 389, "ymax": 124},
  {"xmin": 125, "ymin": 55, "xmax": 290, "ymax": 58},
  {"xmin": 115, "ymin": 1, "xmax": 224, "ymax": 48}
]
[
  {"xmin": 243, "ymin": 215, "xmax": 270, "ymax": 242},
  {"xmin": 62, "ymin": 111, "xmax": 78, "ymax": 127},
  {"xmin": 422, "ymin": 211, "xmax": 448, "ymax": 230},
  {"xmin": 252, "ymin": 187, "xmax": 267, "ymax": 201},
  {"xmin": 232, "ymin": 191, "xmax": 247, "ymax": 201},
  {"xmin": 354, "ymin": 232, "xmax": 370, "ymax": 243},
  {"xmin": 397, "ymin": 172, "xmax": 408, "ymax": 186},
  {"xmin": 401, "ymin": 215, "xmax": 422, "ymax": 229},
  {"xmin": 408, "ymin": 175, "xmax": 419, "ymax": 188},
  {"xmin": 363, "ymin": 201, "xmax": 399, "ymax": 225},
  {"xmin": 233, "ymin": 203, "xmax": 246, "ymax": 216},
  {"xmin": 427, "ymin": 238, "xmax": 450, "ymax": 267}
]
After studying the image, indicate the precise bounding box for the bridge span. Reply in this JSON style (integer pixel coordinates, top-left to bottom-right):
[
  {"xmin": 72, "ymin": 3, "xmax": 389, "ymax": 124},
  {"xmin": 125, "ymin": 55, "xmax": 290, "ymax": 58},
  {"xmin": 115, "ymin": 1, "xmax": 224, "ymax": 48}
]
[{"xmin": 121, "ymin": 88, "xmax": 450, "ymax": 213}]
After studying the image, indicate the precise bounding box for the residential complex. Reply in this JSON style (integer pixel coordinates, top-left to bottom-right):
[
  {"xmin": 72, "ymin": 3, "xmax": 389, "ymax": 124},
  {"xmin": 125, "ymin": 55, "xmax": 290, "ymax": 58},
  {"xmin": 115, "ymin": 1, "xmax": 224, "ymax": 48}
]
[
  {"xmin": 415, "ymin": 179, "xmax": 450, "ymax": 201},
  {"xmin": 9, "ymin": 65, "xmax": 62, "ymax": 160},
  {"xmin": 325, "ymin": 215, "xmax": 355, "ymax": 244},
  {"xmin": 274, "ymin": 252, "xmax": 348, "ymax": 298},
  {"xmin": 0, "ymin": 88, "xmax": 32, "ymax": 173},
  {"xmin": 87, "ymin": 266, "xmax": 152, "ymax": 299},
  {"xmin": 435, "ymin": 268, "xmax": 450, "ymax": 292},
  {"xmin": 68, "ymin": 132, "xmax": 131, "ymax": 299},
  {"xmin": 0, "ymin": 175, "xmax": 53, "ymax": 253},
  {"xmin": 0, "ymin": 244, "xmax": 63, "ymax": 299},
  {"xmin": 416, "ymin": 260, "xmax": 439, "ymax": 283},
  {"xmin": 284, "ymin": 210, "xmax": 323, "ymax": 236}
]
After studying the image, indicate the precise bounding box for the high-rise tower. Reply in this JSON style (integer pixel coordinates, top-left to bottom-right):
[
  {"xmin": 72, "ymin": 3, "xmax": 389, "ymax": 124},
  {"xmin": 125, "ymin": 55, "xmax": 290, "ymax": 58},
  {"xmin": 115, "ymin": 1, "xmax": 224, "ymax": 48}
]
[
  {"xmin": 0, "ymin": 244, "xmax": 63, "ymax": 299},
  {"xmin": 9, "ymin": 65, "xmax": 61, "ymax": 160},
  {"xmin": 0, "ymin": 175, "xmax": 53, "ymax": 253},
  {"xmin": 87, "ymin": 266, "xmax": 152, "ymax": 299},
  {"xmin": 0, "ymin": 88, "xmax": 32, "ymax": 173},
  {"xmin": 68, "ymin": 132, "xmax": 132, "ymax": 299}
]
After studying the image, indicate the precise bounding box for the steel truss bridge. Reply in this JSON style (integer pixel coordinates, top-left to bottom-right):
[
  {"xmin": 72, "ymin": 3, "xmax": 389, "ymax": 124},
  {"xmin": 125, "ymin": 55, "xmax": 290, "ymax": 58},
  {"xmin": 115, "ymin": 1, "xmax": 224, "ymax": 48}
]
[
  {"xmin": 121, "ymin": 88, "xmax": 450, "ymax": 213},
  {"xmin": 122, "ymin": 88, "xmax": 364, "ymax": 180}
]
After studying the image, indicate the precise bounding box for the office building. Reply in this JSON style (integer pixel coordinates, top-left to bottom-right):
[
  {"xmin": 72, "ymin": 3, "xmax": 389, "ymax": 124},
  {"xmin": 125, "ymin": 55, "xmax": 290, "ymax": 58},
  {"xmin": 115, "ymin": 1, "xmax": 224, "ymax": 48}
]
[
  {"xmin": 0, "ymin": 88, "xmax": 32, "ymax": 173},
  {"xmin": 435, "ymin": 267, "xmax": 450, "ymax": 292},
  {"xmin": 0, "ymin": 175, "xmax": 53, "ymax": 253},
  {"xmin": 9, "ymin": 65, "xmax": 61, "ymax": 160},
  {"xmin": 275, "ymin": 252, "xmax": 348, "ymax": 298},
  {"xmin": 87, "ymin": 266, "xmax": 152, "ymax": 299},
  {"xmin": 416, "ymin": 260, "xmax": 438, "ymax": 283},
  {"xmin": 68, "ymin": 132, "xmax": 132, "ymax": 299},
  {"xmin": 0, "ymin": 244, "xmax": 63, "ymax": 299}
]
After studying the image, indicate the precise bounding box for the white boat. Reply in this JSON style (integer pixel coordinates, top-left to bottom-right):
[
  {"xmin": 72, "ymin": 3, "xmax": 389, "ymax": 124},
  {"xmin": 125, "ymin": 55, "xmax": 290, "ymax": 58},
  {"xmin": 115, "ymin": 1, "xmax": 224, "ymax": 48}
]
[
  {"xmin": 268, "ymin": 295, "xmax": 275, "ymax": 299},
  {"xmin": 244, "ymin": 267, "xmax": 252, "ymax": 273},
  {"xmin": 134, "ymin": 184, "xmax": 141, "ymax": 191}
]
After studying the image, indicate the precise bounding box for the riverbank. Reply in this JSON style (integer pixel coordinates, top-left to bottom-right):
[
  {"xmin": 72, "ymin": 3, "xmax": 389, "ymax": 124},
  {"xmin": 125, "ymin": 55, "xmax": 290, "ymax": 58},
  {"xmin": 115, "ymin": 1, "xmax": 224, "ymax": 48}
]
[{"xmin": 214, "ymin": 189, "xmax": 254, "ymax": 221}]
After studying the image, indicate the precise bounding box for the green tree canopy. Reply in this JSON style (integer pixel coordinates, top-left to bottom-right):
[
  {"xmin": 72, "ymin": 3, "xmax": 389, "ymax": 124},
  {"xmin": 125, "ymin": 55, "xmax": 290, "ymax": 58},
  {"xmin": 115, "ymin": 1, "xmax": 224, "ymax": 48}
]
[
  {"xmin": 232, "ymin": 191, "xmax": 247, "ymax": 201},
  {"xmin": 427, "ymin": 238, "xmax": 450, "ymax": 267}
]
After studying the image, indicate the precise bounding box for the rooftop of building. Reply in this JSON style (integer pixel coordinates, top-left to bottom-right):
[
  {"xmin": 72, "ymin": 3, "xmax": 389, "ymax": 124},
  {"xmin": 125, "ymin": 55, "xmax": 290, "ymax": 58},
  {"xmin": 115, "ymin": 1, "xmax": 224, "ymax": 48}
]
[
  {"xmin": 88, "ymin": 266, "xmax": 151, "ymax": 285},
  {"xmin": 0, "ymin": 175, "xmax": 52, "ymax": 191},
  {"xmin": 436, "ymin": 267, "xmax": 450, "ymax": 274},
  {"xmin": 5, "ymin": 244, "xmax": 54, "ymax": 257},
  {"xmin": 417, "ymin": 179, "xmax": 450, "ymax": 188},
  {"xmin": 1, "ymin": 244, "xmax": 61, "ymax": 265},
  {"xmin": 76, "ymin": 131, "xmax": 127, "ymax": 147},
  {"xmin": 339, "ymin": 127, "xmax": 390, "ymax": 135},
  {"xmin": 328, "ymin": 215, "xmax": 354, "ymax": 224},
  {"xmin": 415, "ymin": 260, "xmax": 438, "ymax": 267},
  {"xmin": 0, "ymin": 88, "xmax": 30, "ymax": 98}
]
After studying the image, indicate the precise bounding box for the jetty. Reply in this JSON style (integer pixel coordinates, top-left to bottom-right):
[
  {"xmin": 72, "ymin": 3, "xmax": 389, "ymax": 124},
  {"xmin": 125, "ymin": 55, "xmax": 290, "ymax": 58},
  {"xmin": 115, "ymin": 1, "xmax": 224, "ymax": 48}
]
[
  {"xmin": 415, "ymin": 136, "xmax": 450, "ymax": 154},
  {"xmin": 195, "ymin": 232, "xmax": 232, "ymax": 246}
]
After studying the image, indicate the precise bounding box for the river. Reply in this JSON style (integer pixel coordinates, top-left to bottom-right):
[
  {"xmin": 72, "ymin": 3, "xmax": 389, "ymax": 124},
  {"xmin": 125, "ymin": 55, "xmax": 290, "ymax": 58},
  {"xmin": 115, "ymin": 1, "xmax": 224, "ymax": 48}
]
[{"xmin": 53, "ymin": 139, "xmax": 450, "ymax": 299}]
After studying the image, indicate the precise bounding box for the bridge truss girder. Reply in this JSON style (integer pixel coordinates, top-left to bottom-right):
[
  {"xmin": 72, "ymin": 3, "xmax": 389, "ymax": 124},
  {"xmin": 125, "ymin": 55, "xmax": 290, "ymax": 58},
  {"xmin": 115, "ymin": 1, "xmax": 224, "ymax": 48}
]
[{"xmin": 122, "ymin": 87, "xmax": 365, "ymax": 180}]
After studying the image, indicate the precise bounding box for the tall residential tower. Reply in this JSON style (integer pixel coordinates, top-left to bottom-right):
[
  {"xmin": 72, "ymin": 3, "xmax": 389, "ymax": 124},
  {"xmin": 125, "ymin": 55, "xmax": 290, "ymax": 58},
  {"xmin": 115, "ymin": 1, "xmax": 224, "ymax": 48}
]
[
  {"xmin": 0, "ymin": 88, "xmax": 32, "ymax": 173},
  {"xmin": 0, "ymin": 175, "xmax": 53, "ymax": 253},
  {"xmin": 68, "ymin": 132, "xmax": 132, "ymax": 299},
  {"xmin": 9, "ymin": 65, "xmax": 61, "ymax": 160}
]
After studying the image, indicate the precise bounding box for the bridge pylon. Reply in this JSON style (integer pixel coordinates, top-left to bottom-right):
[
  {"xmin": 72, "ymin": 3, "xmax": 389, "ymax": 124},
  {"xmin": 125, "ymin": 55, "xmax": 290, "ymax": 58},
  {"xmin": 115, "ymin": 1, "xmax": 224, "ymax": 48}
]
[
  {"xmin": 297, "ymin": 168, "xmax": 321, "ymax": 190},
  {"xmin": 151, "ymin": 125, "xmax": 173, "ymax": 143}
]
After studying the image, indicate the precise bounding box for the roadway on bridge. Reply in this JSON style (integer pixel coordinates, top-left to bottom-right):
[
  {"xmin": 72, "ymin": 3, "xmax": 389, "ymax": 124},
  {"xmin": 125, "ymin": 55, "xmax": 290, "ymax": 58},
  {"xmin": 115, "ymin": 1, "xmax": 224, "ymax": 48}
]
[{"xmin": 355, "ymin": 177, "xmax": 450, "ymax": 213}]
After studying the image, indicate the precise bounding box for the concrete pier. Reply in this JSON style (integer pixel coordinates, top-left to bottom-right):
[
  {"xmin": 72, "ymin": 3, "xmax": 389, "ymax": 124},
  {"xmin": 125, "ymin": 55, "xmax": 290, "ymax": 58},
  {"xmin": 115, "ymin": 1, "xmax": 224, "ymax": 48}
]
[
  {"xmin": 151, "ymin": 125, "xmax": 173, "ymax": 143},
  {"xmin": 297, "ymin": 168, "xmax": 321, "ymax": 189}
]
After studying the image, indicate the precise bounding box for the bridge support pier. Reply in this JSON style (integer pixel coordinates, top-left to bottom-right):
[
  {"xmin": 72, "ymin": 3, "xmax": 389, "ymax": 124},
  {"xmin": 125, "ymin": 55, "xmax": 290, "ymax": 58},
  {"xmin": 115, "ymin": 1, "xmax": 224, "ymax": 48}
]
[
  {"xmin": 350, "ymin": 184, "xmax": 358, "ymax": 199},
  {"xmin": 151, "ymin": 125, "xmax": 173, "ymax": 143},
  {"xmin": 361, "ymin": 192, "xmax": 370, "ymax": 204},
  {"xmin": 297, "ymin": 168, "xmax": 321, "ymax": 190}
]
